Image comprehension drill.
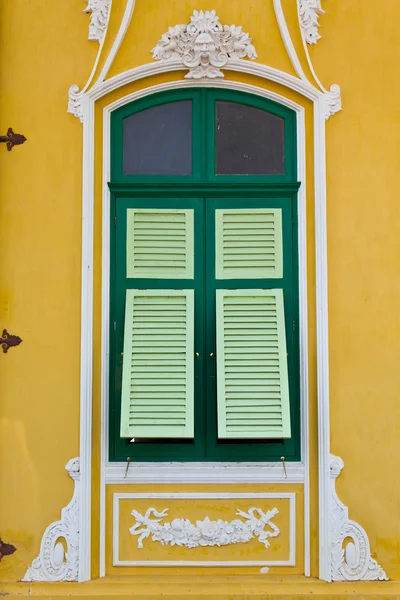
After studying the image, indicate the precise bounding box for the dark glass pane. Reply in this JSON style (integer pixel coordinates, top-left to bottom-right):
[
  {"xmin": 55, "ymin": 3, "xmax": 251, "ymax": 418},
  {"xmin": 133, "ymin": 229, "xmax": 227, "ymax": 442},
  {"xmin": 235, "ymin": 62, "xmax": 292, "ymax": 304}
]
[
  {"xmin": 123, "ymin": 101, "xmax": 192, "ymax": 175},
  {"xmin": 215, "ymin": 101, "xmax": 285, "ymax": 175}
]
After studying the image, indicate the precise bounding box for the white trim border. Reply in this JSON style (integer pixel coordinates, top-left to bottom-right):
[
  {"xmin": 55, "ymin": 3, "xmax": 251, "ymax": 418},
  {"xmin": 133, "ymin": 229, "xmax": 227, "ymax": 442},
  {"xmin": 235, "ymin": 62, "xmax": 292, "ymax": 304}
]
[
  {"xmin": 112, "ymin": 492, "xmax": 296, "ymax": 568},
  {"xmin": 99, "ymin": 78, "xmax": 309, "ymax": 578}
]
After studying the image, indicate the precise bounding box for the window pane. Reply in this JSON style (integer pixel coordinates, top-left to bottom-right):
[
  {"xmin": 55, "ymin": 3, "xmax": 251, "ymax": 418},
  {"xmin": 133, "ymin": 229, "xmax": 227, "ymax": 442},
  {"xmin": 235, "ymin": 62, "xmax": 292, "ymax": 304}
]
[
  {"xmin": 123, "ymin": 101, "xmax": 192, "ymax": 175},
  {"xmin": 215, "ymin": 101, "xmax": 285, "ymax": 175}
]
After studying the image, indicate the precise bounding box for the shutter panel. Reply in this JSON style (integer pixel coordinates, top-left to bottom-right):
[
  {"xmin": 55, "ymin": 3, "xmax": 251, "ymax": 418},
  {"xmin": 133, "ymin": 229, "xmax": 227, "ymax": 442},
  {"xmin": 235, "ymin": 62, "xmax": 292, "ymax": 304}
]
[
  {"xmin": 216, "ymin": 289, "xmax": 290, "ymax": 439},
  {"xmin": 127, "ymin": 209, "xmax": 194, "ymax": 279},
  {"xmin": 120, "ymin": 289, "xmax": 194, "ymax": 438},
  {"xmin": 215, "ymin": 208, "xmax": 283, "ymax": 279}
]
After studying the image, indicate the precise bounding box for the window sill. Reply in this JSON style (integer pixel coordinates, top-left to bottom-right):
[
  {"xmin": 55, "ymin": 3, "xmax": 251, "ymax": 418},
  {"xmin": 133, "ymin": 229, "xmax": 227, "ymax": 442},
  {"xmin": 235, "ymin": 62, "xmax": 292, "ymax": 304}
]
[{"xmin": 104, "ymin": 461, "xmax": 305, "ymax": 484}]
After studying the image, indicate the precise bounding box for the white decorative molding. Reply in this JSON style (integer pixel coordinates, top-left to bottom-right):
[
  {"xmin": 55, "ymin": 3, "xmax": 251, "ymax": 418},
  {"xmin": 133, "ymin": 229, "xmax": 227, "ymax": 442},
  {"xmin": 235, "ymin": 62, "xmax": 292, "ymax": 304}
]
[
  {"xmin": 273, "ymin": 0, "xmax": 309, "ymax": 82},
  {"xmin": 113, "ymin": 492, "xmax": 295, "ymax": 567},
  {"xmin": 130, "ymin": 507, "xmax": 279, "ymax": 550},
  {"xmin": 83, "ymin": 0, "xmax": 111, "ymax": 42},
  {"xmin": 330, "ymin": 455, "xmax": 387, "ymax": 582},
  {"xmin": 151, "ymin": 10, "xmax": 257, "ymax": 79},
  {"xmin": 22, "ymin": 458, "xmax": 80, "ymax": 582},
  {"xmin": 323, "ymin": 84, "xmax": 342, "ymax": 120},
  {"xmin": 68, "ymin": 85, "xmax": 85, "ymax": 123},
  {"xmin": 298, "ymin": 0, "xmax": 325, "ymax": 45}
]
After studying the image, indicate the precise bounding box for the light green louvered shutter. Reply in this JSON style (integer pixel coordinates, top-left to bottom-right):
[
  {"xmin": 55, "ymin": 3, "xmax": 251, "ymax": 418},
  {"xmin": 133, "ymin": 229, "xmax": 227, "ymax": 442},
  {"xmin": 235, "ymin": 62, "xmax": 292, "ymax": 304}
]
[
  {"xmin": 216, "ymin": 289, "xmax": 290, "ymax": 439},
  {"xmin": 127, "ymin": 209, "xmax": 194, "ymax": 279},
  {"xmin": 215, "ymin": 209, "xmax": 282, "ymax": 279},
  {"xmin": 120, "ymin": 289, "xmax": 194, "ymax": 438}
]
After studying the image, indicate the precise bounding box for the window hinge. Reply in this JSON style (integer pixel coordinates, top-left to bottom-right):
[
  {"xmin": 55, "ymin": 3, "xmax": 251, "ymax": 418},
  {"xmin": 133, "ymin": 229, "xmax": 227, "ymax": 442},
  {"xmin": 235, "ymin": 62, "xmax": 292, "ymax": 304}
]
[
  {"xmin": 114, "ymin": 321, "xmax": 116, "ymax": 331},
  {"xmin": 114, "ymin": 215, "xmax": 117, "ymax": 226},
  {"xmin": 293, "ymin": 320, "xmax": 296, "ymax": 331}
]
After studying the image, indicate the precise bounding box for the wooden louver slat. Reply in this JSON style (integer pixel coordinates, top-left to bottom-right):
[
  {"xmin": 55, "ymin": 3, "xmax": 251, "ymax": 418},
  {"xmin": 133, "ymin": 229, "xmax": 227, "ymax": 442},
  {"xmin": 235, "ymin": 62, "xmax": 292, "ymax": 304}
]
[
  {"xmin": 215, "ymin": 209, "xmax": 283, "ymax": 279},
  {"xmin": 120, "ymin": 289, "xmax": 194, "ymax": 438},
  {"xmin": 216, "ymin": 289, "xmax": 291, "ymax": 439},
  {"xmin": 126, "ymin": 209, "xmax": 194, "ymax": 279}
]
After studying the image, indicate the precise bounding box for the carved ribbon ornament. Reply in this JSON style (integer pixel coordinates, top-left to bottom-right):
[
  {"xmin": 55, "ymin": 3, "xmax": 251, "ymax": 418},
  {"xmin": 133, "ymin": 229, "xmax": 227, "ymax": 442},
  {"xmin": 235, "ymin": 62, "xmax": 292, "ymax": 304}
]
[{"xmin": 130, "ymin": 506, "xmax": 280, "ymax": 549}]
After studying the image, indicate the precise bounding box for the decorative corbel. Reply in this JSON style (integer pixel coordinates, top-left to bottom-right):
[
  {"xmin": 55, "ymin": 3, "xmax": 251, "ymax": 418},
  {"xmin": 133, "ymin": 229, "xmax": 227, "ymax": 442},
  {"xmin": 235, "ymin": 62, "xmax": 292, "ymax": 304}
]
[
  {"xmin": 330, "ymin": 454, "xmax": 387, "ymax": 581},
  {"xmin": 22, "ymin": 458, "xmax": 80, "ymax": 582}
]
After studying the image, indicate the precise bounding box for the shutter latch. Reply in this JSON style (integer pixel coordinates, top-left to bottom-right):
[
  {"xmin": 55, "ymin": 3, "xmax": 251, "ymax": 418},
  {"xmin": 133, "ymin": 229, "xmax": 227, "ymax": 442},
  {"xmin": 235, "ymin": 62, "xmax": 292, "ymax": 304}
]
[
  {"xmin": 124, "ymin": 457, "xmax": 131, "ymax": 479},
  {"xmin": 280, "ymin": 456, "xmax": 287, "ymax": 479}
]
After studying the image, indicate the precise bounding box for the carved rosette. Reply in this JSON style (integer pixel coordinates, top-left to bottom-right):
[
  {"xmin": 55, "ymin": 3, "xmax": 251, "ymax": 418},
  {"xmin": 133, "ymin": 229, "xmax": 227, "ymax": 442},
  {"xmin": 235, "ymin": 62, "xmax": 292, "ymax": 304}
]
[
  {"xmin": 298, "ymin": 0, "xmax": 325, "ymax": 45},
  {"xmin": 329, "ymin": 454, "xmax": 387, "ymax": 581},
  {"xmin": 83, "ymin": 0, "xmax": 111, "ymax": 42},
  {"xmin": 151, "ymin": 10, "xmax": 258, "ymax": 79},
  {"xmin": 22, "ymin": 458, "xmax": 80, "ymax": 582},
  {"xmin": 130, "ymin": 506, "xmax": 279, "ymax": 549}
]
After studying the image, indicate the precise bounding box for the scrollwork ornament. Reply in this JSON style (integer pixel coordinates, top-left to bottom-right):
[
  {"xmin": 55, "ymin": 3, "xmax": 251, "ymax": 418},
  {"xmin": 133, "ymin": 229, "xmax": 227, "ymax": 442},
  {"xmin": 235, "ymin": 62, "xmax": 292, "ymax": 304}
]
[
  {"xmin": 151, "ymin": 10, "xmax": 258, "ymax": 79},
  {"xmin": 68, "ymin": 86, "xmax": 85, "ymax": 123},
  {"xmin": 129, "ymin": 506, "xmax": 279, "ymax": 549},
  {"xmin": 324, "ymin": 84, "xmax": 342, "ymax": 120},
  {"xmin": 329, "ymin": 454, "xmax": 387, "ymax": 581},
  {"xmin": 22, "ymin": 458, "xmax": 80, "ymax": 582},
  {"xmin": 298, "ymin": 0, "xmax": 325, "ymax": 45}
]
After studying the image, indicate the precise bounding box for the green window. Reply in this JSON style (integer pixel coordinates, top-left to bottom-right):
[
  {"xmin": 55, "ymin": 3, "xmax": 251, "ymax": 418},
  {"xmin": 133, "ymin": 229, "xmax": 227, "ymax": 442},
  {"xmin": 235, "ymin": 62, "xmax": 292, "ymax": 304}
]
[{"xmin": 109, "ymin": 89, "xmax": 300, "ymax": 462}]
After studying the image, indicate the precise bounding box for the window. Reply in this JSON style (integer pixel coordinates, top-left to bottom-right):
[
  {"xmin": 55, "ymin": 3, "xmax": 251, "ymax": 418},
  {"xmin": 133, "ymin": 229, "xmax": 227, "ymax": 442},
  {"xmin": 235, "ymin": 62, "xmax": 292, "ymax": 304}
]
[
  {"xmin": 109, "ymin": 89, "xmax": 300, "ymax": 462},
  {"xmin": 122, "ymin": 101, "xmax": 193, "ymax": 175}
]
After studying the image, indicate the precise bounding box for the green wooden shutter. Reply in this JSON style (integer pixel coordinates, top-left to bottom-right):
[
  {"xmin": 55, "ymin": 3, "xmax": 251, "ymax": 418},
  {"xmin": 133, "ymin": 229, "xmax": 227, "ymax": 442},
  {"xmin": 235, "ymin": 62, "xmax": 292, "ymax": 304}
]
[
  {"xmin": 215, "ymin": 209, "xmax": 283, "ymax": 279},
  {"xmin": 120, "ymin": 289, "xmax": 194, "ymax": 438},
  {"xmin": 216, "ymin": 289, "xmax": 290, "ymax": 439},
  {"xmin": 127, "ymin": 209, "xmax": 194, "ymax": 279}
]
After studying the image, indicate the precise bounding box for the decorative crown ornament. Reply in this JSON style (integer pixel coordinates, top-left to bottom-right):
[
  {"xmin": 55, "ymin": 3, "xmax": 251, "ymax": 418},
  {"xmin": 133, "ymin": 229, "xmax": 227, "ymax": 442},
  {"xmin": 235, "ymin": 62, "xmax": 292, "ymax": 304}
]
[{"xmin": 151, "ymin": 10, "xmax": 258, "ymax": 79}]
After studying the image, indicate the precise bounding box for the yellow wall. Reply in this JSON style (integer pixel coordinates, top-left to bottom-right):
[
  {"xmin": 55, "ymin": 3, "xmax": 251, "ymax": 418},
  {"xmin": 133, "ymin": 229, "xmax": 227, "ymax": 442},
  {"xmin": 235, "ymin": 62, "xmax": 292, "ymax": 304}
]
[{"xmin": 1, "ymin": 0, "xmax": 400, "ymax": 590}]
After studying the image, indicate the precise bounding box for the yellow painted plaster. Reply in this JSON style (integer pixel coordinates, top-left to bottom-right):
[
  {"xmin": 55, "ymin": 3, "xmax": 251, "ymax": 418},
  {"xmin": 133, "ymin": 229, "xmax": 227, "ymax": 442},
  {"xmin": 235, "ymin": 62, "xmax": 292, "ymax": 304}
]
[
  {"xmin": 105, "ymin": 484, "xmax": 303, "ymax": 575},
  {"xmin": 107, "ymin": 0, "xmax": 297, "ymax": 80},
  {"xmin": 1, "ymin": 0, "xmax": 400, "ymax": 589}
]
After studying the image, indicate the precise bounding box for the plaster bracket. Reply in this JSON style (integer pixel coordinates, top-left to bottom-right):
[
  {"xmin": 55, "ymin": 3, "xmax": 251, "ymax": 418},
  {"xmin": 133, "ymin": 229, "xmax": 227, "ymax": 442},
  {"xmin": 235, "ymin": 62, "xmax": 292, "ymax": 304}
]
[
  {"xmin": 22, "ymin": 458, "xmax": 80, "ymax": 582},
  {"xmin": 330, "ymin": 454, "xmax": 387, "ymax": 581}
]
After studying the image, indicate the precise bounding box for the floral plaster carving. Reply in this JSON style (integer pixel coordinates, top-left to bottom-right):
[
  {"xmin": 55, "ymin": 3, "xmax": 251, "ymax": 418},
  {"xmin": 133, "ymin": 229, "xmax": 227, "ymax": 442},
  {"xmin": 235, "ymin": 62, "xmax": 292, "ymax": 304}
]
[
  {"xmin": 330, "ymin": 454, "xmax": 387, "ymax": 581},
  {"xmin": 22, "ymin": 458, "xmax": 80, "ymax": 582},
  {"xmin": 83, "ymin": 0, "xmax": 111, "ymax": 42},
  {"xmin": 298, "ymin": 0, "xmax": 325, "ymax": 45},
  {"xmin": 151, "ymin": 10, "xmax": 258, "ymax": 79},
  {"xmin": 130, "ymin": 506, "xmax": 279, "ymax": 549}
]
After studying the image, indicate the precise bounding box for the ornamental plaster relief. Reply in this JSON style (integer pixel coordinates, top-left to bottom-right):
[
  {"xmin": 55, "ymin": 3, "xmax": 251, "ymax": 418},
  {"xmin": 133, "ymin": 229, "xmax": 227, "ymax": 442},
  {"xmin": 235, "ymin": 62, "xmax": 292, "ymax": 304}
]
[
  {"xmin": 329, "ymin": 455, "xmax": 387, "ymax": 581},
  {"xmin": 83, "ymin": 0, "xmax": 111, "ymax": 42},
  {"xmin": 151, "ymin": 10, "xmax": 257, "ymax": 79},
  {"xmin": 22, "ymin": 458, "xmax": 80, "ymax": 582},
  {"xmin": 298, "ymin": 0, "xmax": 325, "ymax": 45},
  {"xmin": 129, "ymin": 507, "xmax": 280, "ymax": 550}
]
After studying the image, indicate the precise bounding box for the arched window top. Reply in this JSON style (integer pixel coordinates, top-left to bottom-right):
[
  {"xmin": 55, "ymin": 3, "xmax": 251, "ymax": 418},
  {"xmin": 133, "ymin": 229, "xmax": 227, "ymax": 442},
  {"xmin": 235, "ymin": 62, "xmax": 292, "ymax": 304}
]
[{"xmin": 111, "ymin": 89, "xmax": 297, "ymax": 182}]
